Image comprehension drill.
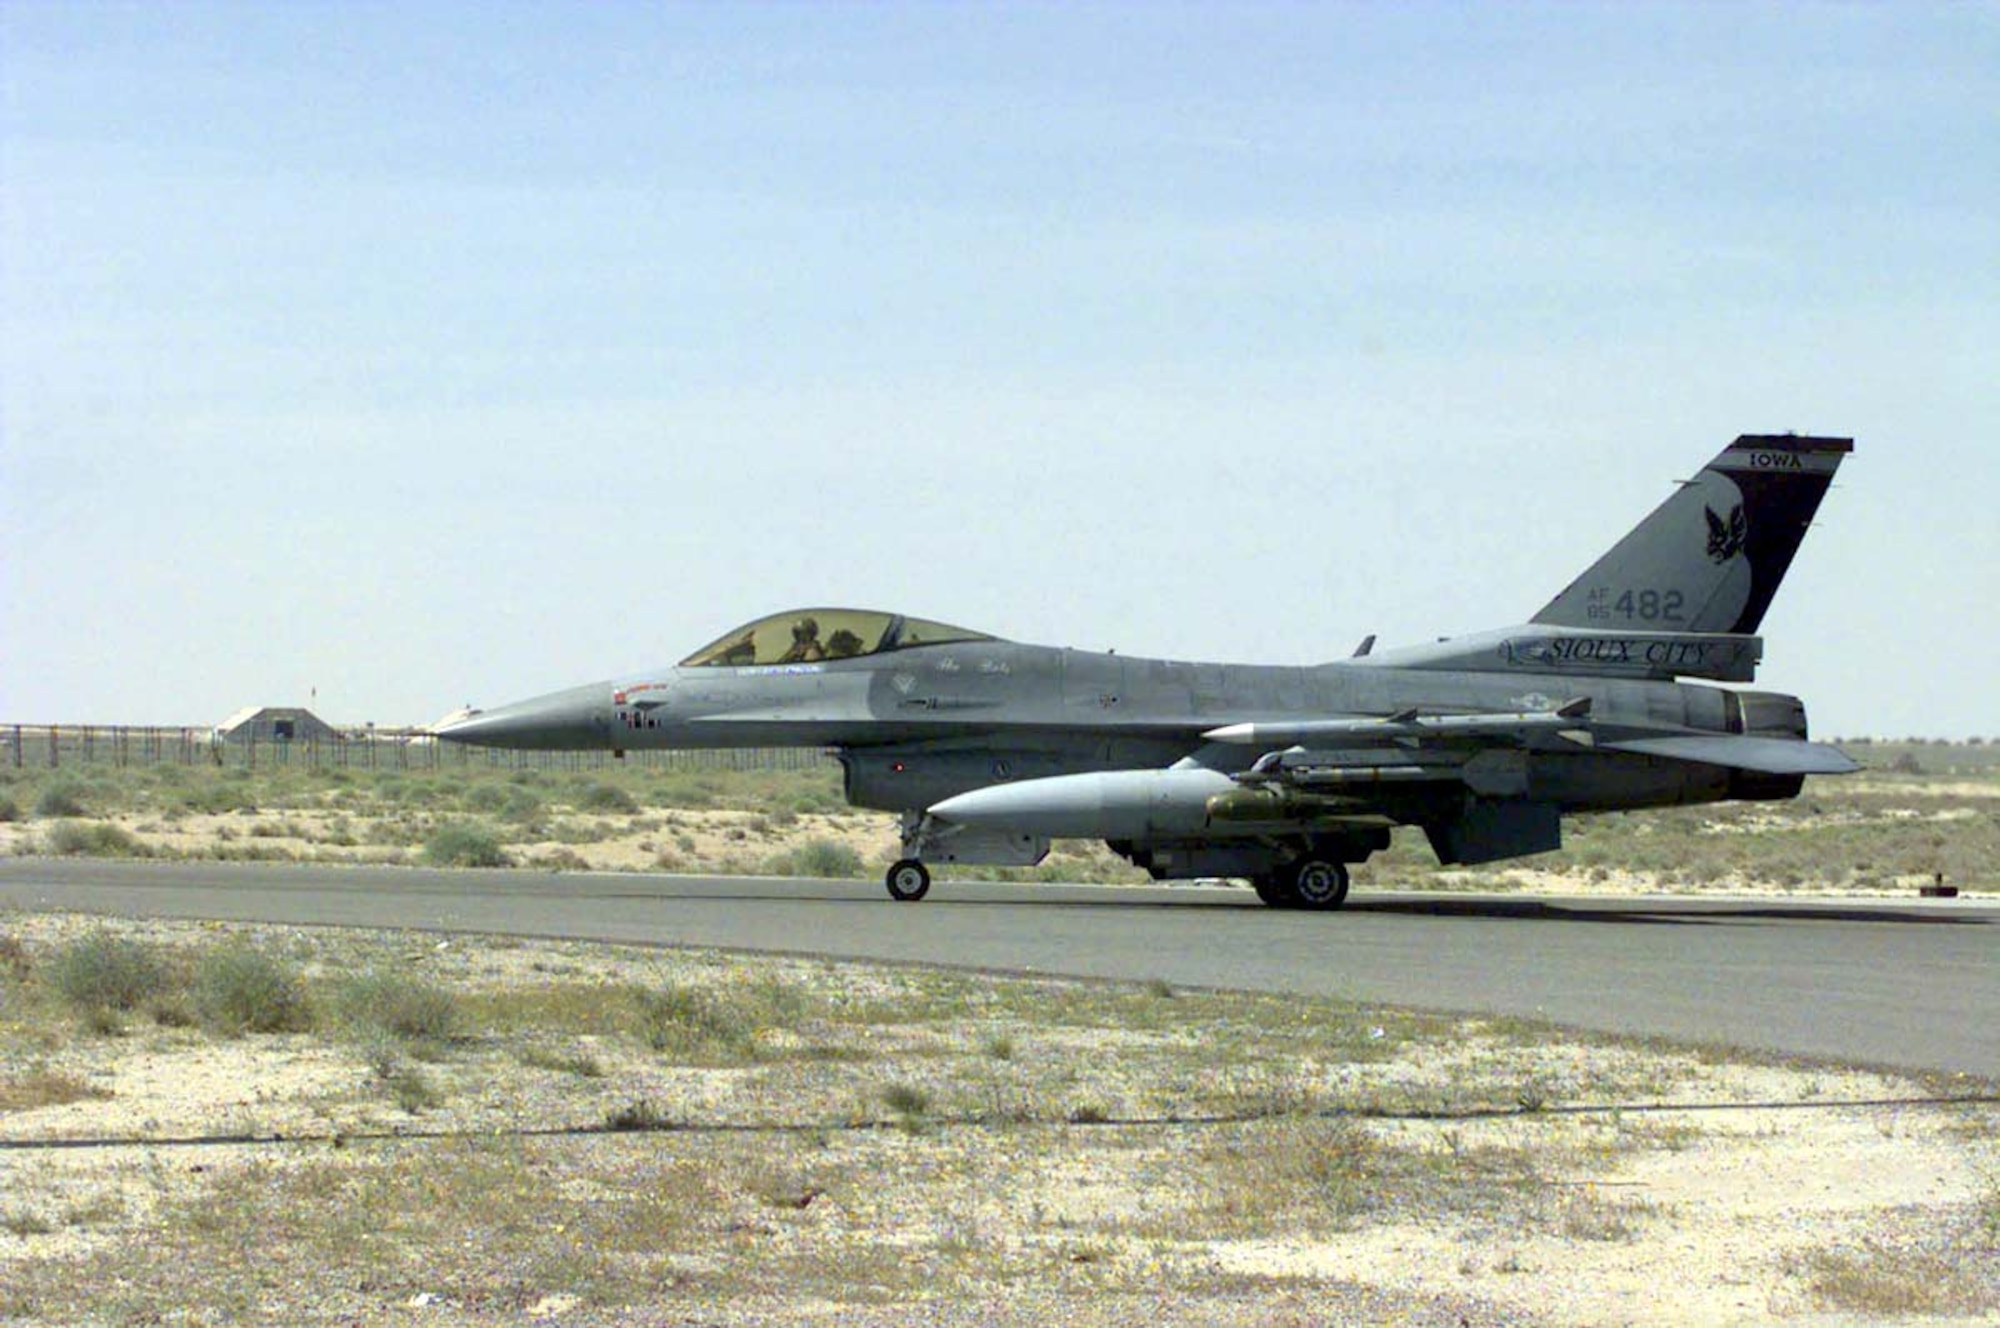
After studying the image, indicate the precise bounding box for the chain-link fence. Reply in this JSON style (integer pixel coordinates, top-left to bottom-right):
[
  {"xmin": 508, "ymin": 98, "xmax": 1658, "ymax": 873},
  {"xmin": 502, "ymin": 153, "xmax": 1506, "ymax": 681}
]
[{"xmin": 1, "ymin": 724, "xmax": 831, "ymax": 774}]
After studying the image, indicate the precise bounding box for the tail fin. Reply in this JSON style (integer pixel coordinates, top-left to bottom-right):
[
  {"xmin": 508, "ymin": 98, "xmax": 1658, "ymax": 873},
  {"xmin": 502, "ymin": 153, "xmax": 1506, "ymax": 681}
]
[{"xmin": 1533, "ymin": 434, "xmax": 1851, "ymax": 635}]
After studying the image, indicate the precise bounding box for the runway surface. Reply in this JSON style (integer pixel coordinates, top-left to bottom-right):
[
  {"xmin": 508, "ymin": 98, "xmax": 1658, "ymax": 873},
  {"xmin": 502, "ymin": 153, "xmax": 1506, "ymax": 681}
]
[{"xmin": 2, "ymin": 859, "xmax": 1994, "ymax": 1078}]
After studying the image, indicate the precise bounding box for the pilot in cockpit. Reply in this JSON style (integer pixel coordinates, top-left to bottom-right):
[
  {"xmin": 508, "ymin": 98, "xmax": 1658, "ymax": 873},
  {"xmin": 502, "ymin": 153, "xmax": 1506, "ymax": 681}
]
[
  {"xmin": 714, "ymin": 628, "xmax": 759, "ymax": 665},
  {"xmin": 777, "ymin": 616, "xmax": 826, "ymax": 663}
]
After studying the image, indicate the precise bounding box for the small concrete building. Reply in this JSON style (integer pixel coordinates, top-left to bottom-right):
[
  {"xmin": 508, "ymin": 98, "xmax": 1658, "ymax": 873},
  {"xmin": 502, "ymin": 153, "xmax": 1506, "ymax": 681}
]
[{"xmin": 214, "ymin": 706, "xmax": 338, "ymax": 745}]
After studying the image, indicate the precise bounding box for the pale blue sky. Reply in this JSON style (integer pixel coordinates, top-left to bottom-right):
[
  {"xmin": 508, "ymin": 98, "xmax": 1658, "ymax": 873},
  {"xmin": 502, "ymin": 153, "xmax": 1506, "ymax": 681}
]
[{"xmin": 5, "ymin": 3, "xmax": 1996, "ymax": 736}]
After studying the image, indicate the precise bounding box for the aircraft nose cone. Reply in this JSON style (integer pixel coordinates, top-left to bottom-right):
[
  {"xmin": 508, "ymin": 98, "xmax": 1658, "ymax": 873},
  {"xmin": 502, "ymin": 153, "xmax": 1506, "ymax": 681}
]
[{"xmin": 432, "ymin": 682, "xmax": 610, "ymax": 749}]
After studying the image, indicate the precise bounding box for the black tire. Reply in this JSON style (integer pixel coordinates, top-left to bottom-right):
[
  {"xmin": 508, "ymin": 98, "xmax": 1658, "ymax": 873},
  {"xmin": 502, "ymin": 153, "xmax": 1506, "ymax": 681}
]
[
  {"xmin": 1252, "ymin": 875, "xmax": 1295, "ymax": 908},
  {"xmin": 1288, "ymin": 858, "xmax": 1350, "ymax": 911},
  {"xmin": 885, "ymin": 859, "xmax": 931, "ymax": 902}
]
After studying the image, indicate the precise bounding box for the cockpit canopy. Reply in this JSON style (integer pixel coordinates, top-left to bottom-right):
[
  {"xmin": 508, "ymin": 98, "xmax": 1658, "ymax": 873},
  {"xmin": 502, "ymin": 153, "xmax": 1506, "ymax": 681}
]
[{"xmin": 678, "ymin": 609, "xmax": 997, "ymax": 668}]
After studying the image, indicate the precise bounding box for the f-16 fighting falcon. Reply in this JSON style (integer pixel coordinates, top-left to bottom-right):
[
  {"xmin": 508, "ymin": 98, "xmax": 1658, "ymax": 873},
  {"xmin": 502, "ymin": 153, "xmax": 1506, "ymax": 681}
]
[{"xmin": 437, "ymin": 434, "xmax": 1857, "ymax": 908}]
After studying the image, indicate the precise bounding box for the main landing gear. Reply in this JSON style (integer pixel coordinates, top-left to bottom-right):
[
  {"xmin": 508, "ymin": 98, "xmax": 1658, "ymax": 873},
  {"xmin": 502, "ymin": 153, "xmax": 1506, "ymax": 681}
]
[
  {"xmin": 1252, "ymin": 857, "xmax": 1351, "ymax": 911},
  {"xmin": 885, "ymin": 858, "xmax": 931, "ymax": 902}
]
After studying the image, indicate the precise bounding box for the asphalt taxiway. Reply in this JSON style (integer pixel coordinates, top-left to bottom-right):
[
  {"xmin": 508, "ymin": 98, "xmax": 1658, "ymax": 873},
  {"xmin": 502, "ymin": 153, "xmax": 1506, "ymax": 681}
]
[{"xmin": 1, "ymin": 859, "xmax": 1993, "ymax": 1078}]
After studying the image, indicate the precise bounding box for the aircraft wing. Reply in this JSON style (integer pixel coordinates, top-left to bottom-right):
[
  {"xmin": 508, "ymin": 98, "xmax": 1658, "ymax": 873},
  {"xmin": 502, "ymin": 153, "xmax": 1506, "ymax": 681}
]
[
  {"xmin": 1594, "ymin": 734, "xmax": 1860, "ymax": 775},
  {"xmin": 1205, "ymin": 701, "xmax": 1858, "ymax": 777}
]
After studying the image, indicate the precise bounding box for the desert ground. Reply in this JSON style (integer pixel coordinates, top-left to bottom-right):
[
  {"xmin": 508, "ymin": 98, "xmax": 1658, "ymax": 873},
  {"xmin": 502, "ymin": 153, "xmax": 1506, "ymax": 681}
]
[
  {"xmin": 1, "ymin": 911, "xmax": 1995, "ymax": 1326},
  {"xmin": 1, "ymin": 743, "xmax": 1995, "ymax": 1323},
  {"xmin": 0, "ymin": 740, "xmax": 1993, "ymax": 897}
]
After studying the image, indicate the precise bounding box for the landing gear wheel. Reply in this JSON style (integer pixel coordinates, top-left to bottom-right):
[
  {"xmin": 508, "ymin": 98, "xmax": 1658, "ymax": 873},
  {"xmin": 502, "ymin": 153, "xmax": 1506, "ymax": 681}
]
[
  {"xmin": 885, "ymin": 859, "xmax": 931, "ymax": 902},
  {"xmin": 1252, "ymin": 875, "xmax": 1296, "ymax": 908},
  {"xmin": 1288, "ymin": 858, "xmax": 1350, "ymax": 911}
]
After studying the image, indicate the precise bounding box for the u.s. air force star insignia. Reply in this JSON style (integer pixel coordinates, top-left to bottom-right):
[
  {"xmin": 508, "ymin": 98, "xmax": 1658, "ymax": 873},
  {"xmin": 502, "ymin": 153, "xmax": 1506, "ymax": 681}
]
[{"xmin": 1705, "ymin": 503, "xmax": 1747, "ymax": 563}]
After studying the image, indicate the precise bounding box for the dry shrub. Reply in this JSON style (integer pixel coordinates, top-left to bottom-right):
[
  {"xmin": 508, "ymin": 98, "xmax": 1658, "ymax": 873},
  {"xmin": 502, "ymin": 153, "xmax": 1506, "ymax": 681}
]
[{"xmin": 194, "ymin": 945, "xmax": 313, "ymax": 1035}]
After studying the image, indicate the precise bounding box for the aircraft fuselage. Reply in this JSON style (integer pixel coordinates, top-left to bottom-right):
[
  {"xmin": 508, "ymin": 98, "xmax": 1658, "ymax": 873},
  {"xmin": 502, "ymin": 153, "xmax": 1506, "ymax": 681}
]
[
  {"xmin": 451, "ymin": 638, "xmax": 1805, "ymax": 819},
  {"xmin": 436, "ymin": 433, "xmax": 1856, "ymax": 906}
]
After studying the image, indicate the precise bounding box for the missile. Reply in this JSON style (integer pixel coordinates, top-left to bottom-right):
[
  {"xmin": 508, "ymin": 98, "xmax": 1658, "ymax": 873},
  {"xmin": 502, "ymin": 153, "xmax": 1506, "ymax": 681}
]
[
  {"xmin": 1245, "ymin": 762, "xmax": 1446, "ymax": 788},
  {"xmin": 928, "ymin": 768, "xmax": 1236, "ymax": 839},
  {"xmin": 1202, "ymin": 698, "xmax": 1591, "ymax": 748}
]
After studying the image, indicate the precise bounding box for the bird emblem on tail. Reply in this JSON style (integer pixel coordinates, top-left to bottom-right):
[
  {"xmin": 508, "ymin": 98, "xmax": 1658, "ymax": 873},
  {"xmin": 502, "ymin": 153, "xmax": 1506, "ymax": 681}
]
[{"xmin": 1705, "ymin": 503, "xmax": 1747, "ymax": 563}]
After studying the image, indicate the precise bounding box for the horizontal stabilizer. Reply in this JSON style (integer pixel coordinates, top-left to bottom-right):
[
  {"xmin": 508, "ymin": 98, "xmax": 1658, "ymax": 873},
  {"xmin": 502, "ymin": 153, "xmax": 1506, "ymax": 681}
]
[{"xmin": 1600, "ymin": 734, "xmax": 1859, "ymax": 775}]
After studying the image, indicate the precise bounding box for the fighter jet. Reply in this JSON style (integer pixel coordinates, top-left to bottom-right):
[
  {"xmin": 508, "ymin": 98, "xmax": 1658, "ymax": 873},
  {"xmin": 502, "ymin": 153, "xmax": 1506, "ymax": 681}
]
[{"xmin": 437, "ymin": 433, "xmax": 1857, "ymax": 908}]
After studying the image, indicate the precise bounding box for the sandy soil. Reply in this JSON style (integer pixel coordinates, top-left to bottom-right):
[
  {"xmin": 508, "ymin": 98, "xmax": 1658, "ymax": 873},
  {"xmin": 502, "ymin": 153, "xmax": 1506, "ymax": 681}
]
[
  {"xmin": 2, "ymin": 912, "xmax": 1995, "ymax": 1326},
  {"xmin": 0, "ymin": 806, "xmax": 907, "ymax": 877},
  {"xmin": 5, "ymin": 804, "xmax": 1991, "ymax": 902}
]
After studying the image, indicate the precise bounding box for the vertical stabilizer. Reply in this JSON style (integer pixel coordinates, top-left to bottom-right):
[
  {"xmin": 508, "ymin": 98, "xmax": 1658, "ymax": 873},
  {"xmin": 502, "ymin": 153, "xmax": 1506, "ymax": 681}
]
[{"xmin": 1533, "ymin": 434, "xmax": 1851, "ymax": 636}]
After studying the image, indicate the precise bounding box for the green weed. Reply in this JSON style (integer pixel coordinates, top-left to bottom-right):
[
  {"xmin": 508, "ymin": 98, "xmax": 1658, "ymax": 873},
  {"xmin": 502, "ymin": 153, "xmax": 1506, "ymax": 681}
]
[
  {"xmin": 575, "ymin": 782, "xmax": 638, "ymax": 814},
  {"xmin": 46, "ymin": 931, "xmax": 173, "ymax": 1017},
  {"xmin": 1787, "ymin": 1240, "xmax": 1995, "ymax": 1316},
  {"xmin": 32, "ymin": 782, "xmax": 89, "ymax": 817},
  {"xmin": 384, "ymin": 1063, "xmax": 442, "ymax": 1113},
  {"xmin": 335, "ymin": 971, "xmax": 459, "ymax": 1047},
  {"xmin": 880, "ymin": 1081, "xmax": 932, "ymax": 1129},
  {"xmin": 630, "ymin": 983, "xmax": 758, "ymax": 1061},
  {"xmin": 43, "ymin": 821, "xmax": 147, "ymax": 858},
  {"xmin": 193, "ymin": 945, "xmax": 313, "ymax": 1035},
  {"xmin": 605, "ymin": 1098, "xmax": 679, "ymax": 1131},
  {"xmin": 0, "ymin": 1067, "xmax": 114, "ymax": 1113},
  {"xmin": 767, "ymin": 837, "xmax": 865, "ymax": 878},
  {"xmin": 516, "ymin": 1044, "xmax": 604, "ymax": 1077},
  {"xmin": 421, "ymin": 822, "xmax": 510, "ymax": 868}
]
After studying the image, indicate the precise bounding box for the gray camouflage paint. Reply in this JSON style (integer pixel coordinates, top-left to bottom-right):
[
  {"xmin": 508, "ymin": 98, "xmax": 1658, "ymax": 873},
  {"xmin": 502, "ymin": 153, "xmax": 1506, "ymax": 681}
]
[{"xmin": 438, "ymin": 434, "xmax": 1855, "ymax": 885}]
